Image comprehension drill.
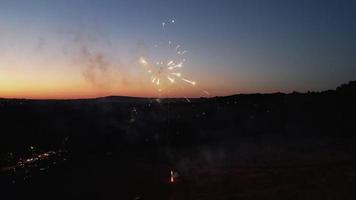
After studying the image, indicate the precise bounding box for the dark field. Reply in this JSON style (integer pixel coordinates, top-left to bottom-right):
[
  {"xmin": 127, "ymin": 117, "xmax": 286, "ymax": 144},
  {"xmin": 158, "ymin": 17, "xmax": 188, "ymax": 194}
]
[{"xmin": 1, "ymin": 82, "xmax": 356, "ymax": 200}]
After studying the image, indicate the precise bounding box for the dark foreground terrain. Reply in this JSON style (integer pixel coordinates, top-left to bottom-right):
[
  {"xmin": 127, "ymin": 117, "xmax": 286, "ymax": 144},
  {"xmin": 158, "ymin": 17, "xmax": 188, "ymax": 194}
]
[{"xmin": 1, "ymin": 81, "xmax": 356, "ymax": 199}]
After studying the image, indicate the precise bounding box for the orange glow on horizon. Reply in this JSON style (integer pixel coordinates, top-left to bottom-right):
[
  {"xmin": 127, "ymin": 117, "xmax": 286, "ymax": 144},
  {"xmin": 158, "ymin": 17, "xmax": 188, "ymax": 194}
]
[
  {"xmin": 0, "ymin": 67, "xmax": 221, "ymax": 99},
  {"xmin": 0, "ymin": 57, "xmax": 259, "ymax": 99}
]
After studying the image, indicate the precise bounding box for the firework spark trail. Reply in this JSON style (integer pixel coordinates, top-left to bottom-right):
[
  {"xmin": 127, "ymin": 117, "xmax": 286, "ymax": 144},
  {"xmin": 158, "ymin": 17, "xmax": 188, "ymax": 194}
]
[
  {"xmin": 203, "ymin": 90, "xmax": 210, "ymax": 95},
  {"xmin": 139, "ymin": 57, "xmax": 148, "ymax": 65},
  {"xmin": 167, "ymin": 76, "xmax": 175, "ymax": 83},
  {"xmin": 170, "ymin": 72, "xmax": 181, "ymax": 77},
  {"xmin": 182, "ymin": 78, "xmax": 196, "ymax": 86},
  {"xmin": 185, "ymin": 97, "xmax": 191, "ymax": 103},
  {"xmin": 177, "ymin": 50, "xmax": 187, "ymax": 55}
]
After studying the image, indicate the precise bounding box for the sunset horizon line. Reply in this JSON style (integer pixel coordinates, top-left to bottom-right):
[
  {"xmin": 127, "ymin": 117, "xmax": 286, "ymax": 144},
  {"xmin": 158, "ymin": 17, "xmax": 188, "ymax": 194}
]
[{"xmin": 1, "ymin": 80, "xmax": 353, "ymax": 101}]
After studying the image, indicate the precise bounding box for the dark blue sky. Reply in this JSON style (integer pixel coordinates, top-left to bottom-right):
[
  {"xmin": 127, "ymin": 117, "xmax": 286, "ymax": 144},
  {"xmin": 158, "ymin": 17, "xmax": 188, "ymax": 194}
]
[{"xmin": 1, "ymin": 0, "xmax": 356, "ymax": 98}]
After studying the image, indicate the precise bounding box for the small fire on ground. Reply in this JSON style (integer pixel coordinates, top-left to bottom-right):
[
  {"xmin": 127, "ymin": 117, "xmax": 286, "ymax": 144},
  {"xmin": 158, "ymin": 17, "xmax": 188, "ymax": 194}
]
[{"xmin": 170, "ymin": 170, "xmax": 179, "ymax": 183}]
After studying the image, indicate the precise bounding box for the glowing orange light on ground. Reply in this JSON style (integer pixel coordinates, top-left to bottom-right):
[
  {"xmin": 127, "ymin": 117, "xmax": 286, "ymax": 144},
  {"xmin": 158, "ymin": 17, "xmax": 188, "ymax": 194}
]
[{"xmin": 170, "ymin": 170, "xmax": 174, "ymax": 183}]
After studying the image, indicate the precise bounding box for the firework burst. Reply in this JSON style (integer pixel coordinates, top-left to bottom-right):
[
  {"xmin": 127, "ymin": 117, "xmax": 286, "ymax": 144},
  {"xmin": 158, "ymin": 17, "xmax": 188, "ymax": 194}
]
[{"xmin": 138, "ymin": 19, "xmax": 197, "ymax": 94}]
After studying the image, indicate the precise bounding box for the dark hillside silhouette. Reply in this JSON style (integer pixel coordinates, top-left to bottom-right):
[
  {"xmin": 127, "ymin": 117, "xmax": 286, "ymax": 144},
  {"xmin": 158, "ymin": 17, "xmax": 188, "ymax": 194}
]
[{"xmin": 1, "ymin": 81, "xmax": 356, "ymax": 200}]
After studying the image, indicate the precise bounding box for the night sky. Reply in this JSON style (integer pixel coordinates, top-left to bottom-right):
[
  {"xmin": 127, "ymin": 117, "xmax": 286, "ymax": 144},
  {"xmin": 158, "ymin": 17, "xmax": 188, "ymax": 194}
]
[{"xmin": 0, "ymin": 0, "xmax": 355, "ymax": 98}]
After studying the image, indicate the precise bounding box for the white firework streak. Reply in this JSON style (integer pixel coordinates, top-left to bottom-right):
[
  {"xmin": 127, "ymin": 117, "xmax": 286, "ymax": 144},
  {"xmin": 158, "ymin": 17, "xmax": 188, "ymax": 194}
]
[
  {"xmin": 168, "ymin": 62, "xmax": 183, "ymax": 70},
  {"xmin": 167, "ymin": 76, "xmax": 175, "ymax": 83},
  {"xmin": 182, "ymin": 78, "xmax": 196, "ymax": 86},
  {"xmin": 139, "ymin": 57, "xmax": 148, "ymax": 65},
  {"xmin": 203, "ymin": 90, "xmax": 210, "ymax": 95},
  {"xmin": 170, "ymin": 72, "xmax": 181, "ymax": 77},
  {"xmin": 167, "ymin": 60, "xmax": 174, "ymax": 66}
]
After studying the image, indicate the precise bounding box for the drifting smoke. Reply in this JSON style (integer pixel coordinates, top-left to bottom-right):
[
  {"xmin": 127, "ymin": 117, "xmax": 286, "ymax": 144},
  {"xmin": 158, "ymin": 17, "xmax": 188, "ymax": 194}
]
[
  {"xmin": 66, "ymin": 30, "xmax": 149, "ymax": 92},
  {"xmin": 59, "ymin": 29, "xmax": 129, "ymax": 90},
  {"xmin": 81, "ymin": 47, "xmax": 114, "ymax": 88}
]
